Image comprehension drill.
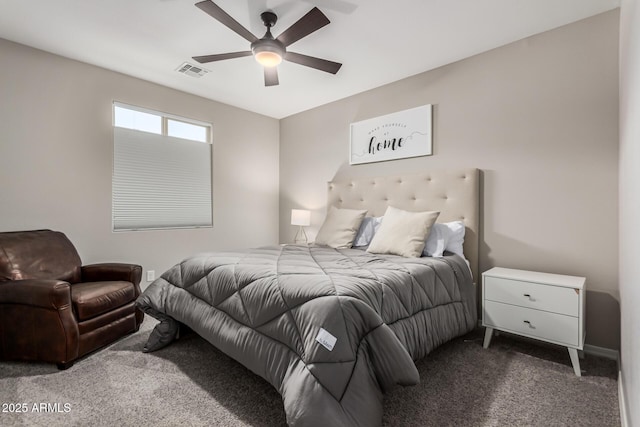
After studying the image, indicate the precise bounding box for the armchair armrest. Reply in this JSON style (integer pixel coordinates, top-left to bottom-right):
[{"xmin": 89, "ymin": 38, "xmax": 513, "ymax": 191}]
[
  {"xmin": 0, "ymin": 279, "xmax": 79, "ymax": 365},
  {"xmin": 0, "ymin": 279, "xmax": 71, "ymax": 309},
  {"xmin": 81, "ymin": 263, "xmax": 142, "ymax": 287}
]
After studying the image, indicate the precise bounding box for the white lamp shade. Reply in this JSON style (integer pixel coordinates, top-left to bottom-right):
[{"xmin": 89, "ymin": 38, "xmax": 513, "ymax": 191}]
[{"xmin": 291, "ymin": 209, "xmax": 311, "ymax": 226}]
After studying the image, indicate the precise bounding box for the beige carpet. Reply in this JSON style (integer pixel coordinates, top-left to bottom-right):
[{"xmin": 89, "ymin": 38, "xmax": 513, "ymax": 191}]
[{"xmin": 0, "ymin": 318, "xmax": 620, "ymax": 426}]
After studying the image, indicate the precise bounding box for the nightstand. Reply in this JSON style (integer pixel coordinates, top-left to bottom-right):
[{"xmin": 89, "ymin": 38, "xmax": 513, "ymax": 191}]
[{"xmin": 482, "ymin": 267, "xmax": 586, "ymax": 376}]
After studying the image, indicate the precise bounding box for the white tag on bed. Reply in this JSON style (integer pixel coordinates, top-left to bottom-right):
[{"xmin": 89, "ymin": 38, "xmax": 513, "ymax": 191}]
[{"xmin": 316, "ymin": 328, "xmax": 337, "ymax": 351}]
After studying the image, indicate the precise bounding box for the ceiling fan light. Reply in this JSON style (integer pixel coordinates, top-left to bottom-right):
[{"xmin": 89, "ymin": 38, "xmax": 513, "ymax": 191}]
[
  {"xmin": 255, "ymin": 51, "xmax": 282, "ymax": 67},
  {"xmin": 251, "ymin": 38, "xmax": 286, "ymax": 68}
]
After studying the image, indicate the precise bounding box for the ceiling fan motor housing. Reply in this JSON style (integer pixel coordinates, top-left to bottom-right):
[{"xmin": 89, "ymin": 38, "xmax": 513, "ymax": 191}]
[{"xmin": 251, "ymin": 37, "xmax": 286, "ymax": 67}]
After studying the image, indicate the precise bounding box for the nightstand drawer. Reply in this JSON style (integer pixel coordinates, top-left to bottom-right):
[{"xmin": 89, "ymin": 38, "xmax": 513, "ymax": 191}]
[
  {"xmin": 484, "ymin": 276, "xmax": 579, "ymax": 317},
  {"xmin": 484, "ymin": 300, "xmax": 579, "ymax": 347}
]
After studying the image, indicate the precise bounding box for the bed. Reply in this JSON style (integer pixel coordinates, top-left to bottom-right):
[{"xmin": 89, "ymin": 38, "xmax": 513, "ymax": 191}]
[{"xmin": 136, "ymin": 168, "xmax": 479, "ymax": 426}]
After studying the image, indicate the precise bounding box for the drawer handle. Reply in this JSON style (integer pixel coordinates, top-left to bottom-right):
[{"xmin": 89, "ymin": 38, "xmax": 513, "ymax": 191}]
[
  {"xmin": 523, "ymin": 293, "xmax": 536, "ymax": 301},
  {"xmin": 523, "ymin": 320, "xmax": 535, "ymax": 329}
]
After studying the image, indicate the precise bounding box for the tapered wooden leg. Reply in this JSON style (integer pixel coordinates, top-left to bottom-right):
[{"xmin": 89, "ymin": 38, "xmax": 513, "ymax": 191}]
[
  {"xmin": 568, "ymin": 348, "xmax": 581, "ymax": 377},
  {"xmin": 483, "ymin": 327, "xmax": 494, "ymax": 349}
]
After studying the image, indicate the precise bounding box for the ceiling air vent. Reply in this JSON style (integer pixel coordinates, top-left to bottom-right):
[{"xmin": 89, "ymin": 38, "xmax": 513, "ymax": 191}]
[{"xmin": 176, "ymin": 62, "xmax": 210, "ymax": 78}]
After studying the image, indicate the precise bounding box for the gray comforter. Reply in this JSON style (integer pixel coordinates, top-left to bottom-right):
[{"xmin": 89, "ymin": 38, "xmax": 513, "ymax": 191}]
[{"xmin": 136, "ymin": 245, "xmax": 476, "ymax": 426}]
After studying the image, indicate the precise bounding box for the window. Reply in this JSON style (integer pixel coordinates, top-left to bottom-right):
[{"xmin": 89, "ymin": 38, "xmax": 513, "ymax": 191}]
[
  {"xmin": 114, "ymin": 105, "xmax": 162, "ymax": 134},
  {"xmin": 167, "ymin": 119, "xmax": 208, "ymax": 142},
  {"xmin": 112, "ymin": 102, "xmax": 212, "ymax": 231}
]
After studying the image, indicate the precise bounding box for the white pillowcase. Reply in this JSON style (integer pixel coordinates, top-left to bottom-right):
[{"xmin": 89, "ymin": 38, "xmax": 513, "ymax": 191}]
[
  {"xmin": 367, "ymin": 207, "xmax": 439, "ymax": 258},
  {"xmin": 422, "ymin": 223, "xmax": 447, "ymax": 257},
  {"xmin": 423, "ymin": 221, "xmax": 466, "ymax": 257},
  {"xmin": 445, "ymin": 221, "xmax": 466, "ymax": 257},
  {"xmin": 353, "ymin": 216, "xmax": 383, "ymax": 247},
  {"xmin": 315, "ymin": 206, "xmax": 368, "ymax": 249}
]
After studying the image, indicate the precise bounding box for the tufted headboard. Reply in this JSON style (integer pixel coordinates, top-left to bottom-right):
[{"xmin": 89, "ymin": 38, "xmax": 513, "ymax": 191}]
[{"xmin": 327, "ymin": 168, "xmax": 480, "ymax": 282}]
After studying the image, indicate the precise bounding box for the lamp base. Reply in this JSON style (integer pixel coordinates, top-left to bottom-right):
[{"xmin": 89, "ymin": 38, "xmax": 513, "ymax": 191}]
[{"xmin": 293, "ymin": 226, "xmax": 308, "ymax": 245}]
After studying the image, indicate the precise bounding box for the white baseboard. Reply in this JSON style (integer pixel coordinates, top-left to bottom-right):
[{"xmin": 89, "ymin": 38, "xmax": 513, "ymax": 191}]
[
  {"xmin": 583, "ymin": 344, "xmax": 619, "ymax": 361},
  {"xmin": 619, "ymin": 370, "xmax": 629, "ymax": 427},
  {"xmin": 582, "ymin": 345, "xmax": 627, "ymax": 427}
]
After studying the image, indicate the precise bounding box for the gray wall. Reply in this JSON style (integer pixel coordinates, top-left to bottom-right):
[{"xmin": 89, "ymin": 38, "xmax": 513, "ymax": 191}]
[
  {"xmin": 280, "ymin": 11, "xmax": 620, "ymax": 349},
  {"xmin": 0, "ymin": 38, "xmax": 280, "ymax": 286},
  {"xmin": 619, "ymin": 0, "xmax": 639, "ymax": 424}
]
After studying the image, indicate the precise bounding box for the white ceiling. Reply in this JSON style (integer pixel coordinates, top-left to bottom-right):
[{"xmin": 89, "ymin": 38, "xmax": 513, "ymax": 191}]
[{"xmin": 0, "ymin": 0, "xmax": 619, "ymax": 119}]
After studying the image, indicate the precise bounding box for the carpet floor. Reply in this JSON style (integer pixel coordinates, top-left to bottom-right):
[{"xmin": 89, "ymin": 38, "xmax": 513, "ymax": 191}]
[{"xmin": 0, "ymin": 318, "xmax": 620, "ymax": 426}]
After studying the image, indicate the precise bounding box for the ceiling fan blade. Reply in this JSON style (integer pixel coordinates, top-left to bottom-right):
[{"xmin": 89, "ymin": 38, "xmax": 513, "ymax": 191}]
[
  {"xmin": 285, "ymin": 52, "xmax": 342, "ymax": 74},
  {"xmin": 193, "ymin": 51, "xmax": 253, "ymax": 64},
  {"xmin": 264, "ymin": 67, "xmax": 279, "ymax": 86},
  {"xmin": 195, "ymin": 1, "xmax": 258, "ymax": 43},
  {"xmin": 276, "ymin": 7, "xmax": 330, "ymax": 47}
]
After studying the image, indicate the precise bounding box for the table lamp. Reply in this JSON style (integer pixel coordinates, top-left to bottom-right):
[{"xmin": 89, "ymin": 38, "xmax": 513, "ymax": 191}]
[{"xmin": 291, "ymin": 209, "xmax": 311, "ymax": 244}]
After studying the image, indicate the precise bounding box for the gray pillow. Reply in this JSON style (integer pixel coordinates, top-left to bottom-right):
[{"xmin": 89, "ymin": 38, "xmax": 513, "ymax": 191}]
[
  {"xmin": 135, "ymin": 303, "xmax": 180, "ymax": 353},
  {"xmin": 143, "ymin": 319, "xmax": 180, "ymax": 353}
]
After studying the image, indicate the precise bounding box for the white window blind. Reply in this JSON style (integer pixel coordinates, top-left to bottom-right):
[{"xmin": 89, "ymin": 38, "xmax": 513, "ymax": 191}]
[{"xmin": 113, "ymin": 124, "xmax": 212, "ymax": 231}]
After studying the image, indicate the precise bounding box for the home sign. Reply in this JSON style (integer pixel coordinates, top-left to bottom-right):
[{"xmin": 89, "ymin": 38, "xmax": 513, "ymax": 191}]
[{"xmin": 349, "ymin": 104, "xmax": 433, "ymax": 165}]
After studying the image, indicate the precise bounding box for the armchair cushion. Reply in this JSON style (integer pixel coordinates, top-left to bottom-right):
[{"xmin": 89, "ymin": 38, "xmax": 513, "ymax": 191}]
[{"xmin": 71, "ymin": 281, "xmax": 136, "ymax": 321}]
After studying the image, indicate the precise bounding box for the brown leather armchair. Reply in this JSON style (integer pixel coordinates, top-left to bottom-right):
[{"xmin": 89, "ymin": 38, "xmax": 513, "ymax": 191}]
[{"xmin": 0, "ymin": 229, "xmax": 144, "ymax": 369}]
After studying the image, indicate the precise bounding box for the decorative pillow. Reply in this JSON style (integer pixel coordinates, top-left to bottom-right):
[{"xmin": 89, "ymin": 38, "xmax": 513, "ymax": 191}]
[
  {"xmin": 367, "ymin": 206, "xmax": 439, "ymax": 258},
  {"xmin": 353, "ymin": 216, "xmax": 383, "ymax": 248},
  {"xmin": 423, "ymin": 221, "xmax": 466, "ymax": 257},
  {"xmin": 315, "ymin": 206, "xmax": 368, "ymax": 249}
]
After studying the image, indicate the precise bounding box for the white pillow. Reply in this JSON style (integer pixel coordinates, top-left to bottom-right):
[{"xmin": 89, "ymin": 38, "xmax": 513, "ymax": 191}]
[
  {"xmin": 315, "ymin": 206, "xmax": 368, "ymax": 249},
  {"xmin": 353, "ymin": 216, "xmax": 383, "ymax": 247},
  {"xmin": 423, "ymin": 223, "xmax": 448, "ymax": 257},
  {"xmin": 423, "ymin": 221, "xmax": 466, "ymax": 257},
  {"xmin": 367, "ymin": 206, "xmax": 439, "ymax": 258},
  {"xmin": 445, "ymin": 221, "xmax": 466, "ymax": 257}
]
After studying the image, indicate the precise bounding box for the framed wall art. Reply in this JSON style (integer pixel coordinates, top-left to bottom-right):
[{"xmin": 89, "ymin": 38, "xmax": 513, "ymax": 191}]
[{"xmin": 349, "ymin": 104, "xmax": 432, "ymax": 165}]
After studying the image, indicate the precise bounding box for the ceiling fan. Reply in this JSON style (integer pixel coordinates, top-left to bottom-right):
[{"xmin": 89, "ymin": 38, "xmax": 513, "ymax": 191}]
[{"xmin": 192, "ymin": 0, "xmax": 342, "ymax": 86}]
